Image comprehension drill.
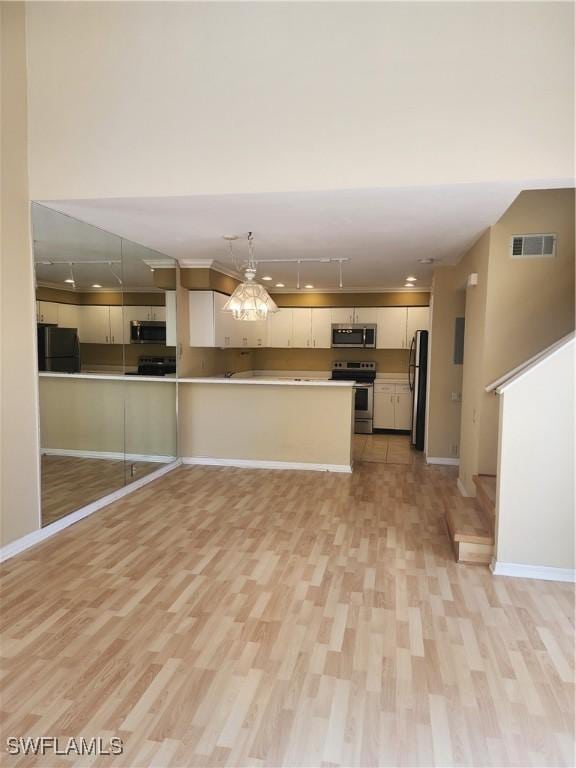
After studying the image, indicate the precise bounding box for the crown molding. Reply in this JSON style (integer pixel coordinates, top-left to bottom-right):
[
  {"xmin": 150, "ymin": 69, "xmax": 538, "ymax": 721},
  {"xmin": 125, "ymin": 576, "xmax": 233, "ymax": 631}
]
[
  {"xmin": 178, "ymin": 259, "xmax": 243, "ymax": 281},
  {"xmin": 36, "ymin": 281, "xmax": 162, "ymax": 294},
  {"xmin": 268, "ymin": 287, "xmax": 431, "ymax": 294},
  {"xmin": 143, "ymin": 259, "xmax": 177, "ymax": 269}
]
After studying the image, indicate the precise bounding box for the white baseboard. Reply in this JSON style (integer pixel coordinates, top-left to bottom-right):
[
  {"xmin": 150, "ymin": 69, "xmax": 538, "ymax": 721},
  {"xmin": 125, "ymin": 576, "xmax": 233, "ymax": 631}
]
[
  {"xmin": 181, "ymin": 456, "xmax": 352, "ymax": 473},
  {"xmin": 0, "ymin": 460, "xmax": 181, "ymax": 563},
  {"xmin": 426, "ymin": 456, "xmax": 459, "ymax": 466},
  {"xmin": 42, "ymin": 448, "xmax": 175, "ymax": 463},
  {"xmin": 490, "ymin": 560, "xmax": 576, "ymax": 583},
  {"xmin": 456, "ymin": 477, "xmax": 471, "ymax": 497}
]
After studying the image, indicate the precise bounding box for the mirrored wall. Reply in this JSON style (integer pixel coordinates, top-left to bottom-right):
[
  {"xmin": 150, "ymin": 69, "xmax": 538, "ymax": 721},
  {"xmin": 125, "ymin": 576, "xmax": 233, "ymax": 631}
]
[{"xmin": 32, "ymin": 203, "xmax": 178, "ymax": 526}]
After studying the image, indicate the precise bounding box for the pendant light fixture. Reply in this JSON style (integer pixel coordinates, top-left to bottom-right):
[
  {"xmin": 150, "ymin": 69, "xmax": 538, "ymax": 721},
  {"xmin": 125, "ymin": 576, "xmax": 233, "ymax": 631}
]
[{"xmin": 222, "ymin": 232, "xmax": 279, "ymax": 321}]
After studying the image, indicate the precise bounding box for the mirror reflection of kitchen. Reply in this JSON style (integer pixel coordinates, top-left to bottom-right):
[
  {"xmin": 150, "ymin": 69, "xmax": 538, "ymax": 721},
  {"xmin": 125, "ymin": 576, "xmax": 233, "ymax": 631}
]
[{"xmin": 32, "ymin": 203, "xmax": 178, "ymax": 527}]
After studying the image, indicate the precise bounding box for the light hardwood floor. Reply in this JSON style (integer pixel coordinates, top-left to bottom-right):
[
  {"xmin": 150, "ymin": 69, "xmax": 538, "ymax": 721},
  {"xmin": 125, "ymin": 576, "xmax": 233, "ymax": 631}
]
[
  {"xmin": 1, "ymin": 456, "xmax": 574, "ymax": 767},
  {"xmin": 41, "ymin": 455, "xmax": 164, "ymax": 526}
]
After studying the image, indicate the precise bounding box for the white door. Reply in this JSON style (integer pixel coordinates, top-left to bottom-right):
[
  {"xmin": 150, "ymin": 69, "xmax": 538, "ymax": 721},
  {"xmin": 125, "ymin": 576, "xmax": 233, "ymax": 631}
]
[
  {"xmin": 123, "ymin": 305, "xmax": 151, "ymax": 345},
  {"xmin": 213, "ymin": 291, "xmax": 232, "ymax": 347},
  {"xmin": 373, "ymin": 385, "xmax": 396, "ymax": 429},
  {"xmin": 331, "ymin": 308, "xmax": 355, "ymax": 324},
  {"xmin": 251, "ymin": 317, "xmax": 267, "ymax": 348},
  {"xmin": 188, "ymin": 291, "xmax": 216, "ymax": 347},
  {"xmin": 292, "ymin": 308, "xmax": 312, "ymax": 348},
  {"xmin": 406, "ymin": 306, "xmax": 430, "ymax": 344},
  {"xmin": 109, "ymin": 306, "xmax": 123, "ymax": 345},
  {"xmin": 267, "ymin": 308, "xmax": 293, "ymax": 348},
  {"xmin": 57, "ymin": 303, "xmax": 80, "ymax": 330},
  {"xmin": 376, "ymin": 307, "xmax": 408, "ymax": 349},
  {"xmin": 311, "ymin": 308, "xmax": 332, "ymax": 348},
  {"xmin": 395, "ymin": 392, "xmax": 412, "ymax": 430},
  {"xmin": 78, "ymin": 305, "xmax": 111, "ymax": 344},
  {"xmin": 353, "ymin": 308, "xmax": 378, "ymax": 324},
  {"xmin": 38, "ymin": 301, "xmax": 59, "ymax": 325}
]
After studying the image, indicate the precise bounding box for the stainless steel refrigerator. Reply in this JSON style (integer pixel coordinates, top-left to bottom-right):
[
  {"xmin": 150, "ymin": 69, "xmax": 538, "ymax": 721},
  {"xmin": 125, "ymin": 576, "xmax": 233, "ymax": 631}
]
[
  {"xmin": 408, "ymin": 329, "xmax": 428, "ymax": 450},
  {"xmin": 37, "ymin": 324, "xmax": 81, "ymax": 373}
]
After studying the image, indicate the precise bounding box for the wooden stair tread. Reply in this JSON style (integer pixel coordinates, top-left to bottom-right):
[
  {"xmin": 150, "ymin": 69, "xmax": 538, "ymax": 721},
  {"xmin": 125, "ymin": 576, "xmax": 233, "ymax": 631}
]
[
  {"xmin": 445, "ymin": 498, "xmax": 494, "ymax": 546},
  {"xmin": 474, "ymin": 474, "xmax": 496, "ymax": 506}
]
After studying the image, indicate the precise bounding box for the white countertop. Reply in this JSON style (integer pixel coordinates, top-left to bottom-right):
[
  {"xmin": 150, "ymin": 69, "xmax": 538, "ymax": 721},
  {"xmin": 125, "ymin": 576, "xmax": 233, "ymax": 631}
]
[
  {"xmin": 177, "ymin": 376, "xmax": 353, "ymax": 387},
  {"xmin": 39, "ymin": 372, "xmax": 177, "ymax": 383}
]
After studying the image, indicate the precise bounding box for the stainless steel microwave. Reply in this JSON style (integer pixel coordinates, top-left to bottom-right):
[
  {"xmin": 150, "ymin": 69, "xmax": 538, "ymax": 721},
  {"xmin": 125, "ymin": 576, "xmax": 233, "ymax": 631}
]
[
  {"xmin": 331, "ymin": 324, "xmax": 377, "ymax": 349},
  {"xmin": 130, "ymin": 320, "xmax": 166, "ymax": 344}
]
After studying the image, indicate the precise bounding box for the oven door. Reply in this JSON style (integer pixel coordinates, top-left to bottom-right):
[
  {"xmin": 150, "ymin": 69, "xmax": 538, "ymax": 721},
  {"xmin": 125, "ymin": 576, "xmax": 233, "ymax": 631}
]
[
  {"xmin": 354, "ymin": 383, "xmax": 373, "ymax": 418},
  {"xmin": 331, "ymin": 325, "xmax": 366, "ymax": 348}
]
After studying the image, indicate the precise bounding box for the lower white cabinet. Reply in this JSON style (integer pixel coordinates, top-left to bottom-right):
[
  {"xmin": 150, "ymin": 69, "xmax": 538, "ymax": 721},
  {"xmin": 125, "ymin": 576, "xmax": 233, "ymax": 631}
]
[{"xmin": 374, "ymin": 383, "xmax": 412, "ymax": 430}]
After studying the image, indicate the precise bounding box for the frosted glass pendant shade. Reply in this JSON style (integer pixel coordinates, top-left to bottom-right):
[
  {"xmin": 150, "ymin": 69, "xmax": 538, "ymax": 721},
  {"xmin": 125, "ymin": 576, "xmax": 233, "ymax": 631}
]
[{"xmin": 222, "ymin": 279, "xmax": 279, "ymax": 321}]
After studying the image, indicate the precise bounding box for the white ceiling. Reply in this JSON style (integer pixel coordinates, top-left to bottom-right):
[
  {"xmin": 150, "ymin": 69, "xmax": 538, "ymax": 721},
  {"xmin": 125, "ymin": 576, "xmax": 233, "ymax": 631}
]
[{"xmin": 38, "ymin": 181, "xmax": 545, "ymax": 291}]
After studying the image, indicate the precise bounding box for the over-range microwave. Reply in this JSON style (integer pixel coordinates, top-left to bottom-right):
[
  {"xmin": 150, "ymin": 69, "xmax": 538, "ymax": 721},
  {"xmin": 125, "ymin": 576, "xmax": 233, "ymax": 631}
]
[
  {"xmin": 331, "ymin": 324, "xmax": 377, "ymax": 349},
  {"xmin": 130, "ymin": 320, "xmax": 166, "ymax": 344}
]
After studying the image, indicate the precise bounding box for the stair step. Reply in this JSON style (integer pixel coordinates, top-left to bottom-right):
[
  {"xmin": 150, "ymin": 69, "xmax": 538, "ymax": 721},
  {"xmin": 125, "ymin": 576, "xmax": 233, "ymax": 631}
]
[
  {"xmin": 473, "ymin": 474, "xmax": 496, "ymax": 532},
  {"xmin": 445, "ymin": 495, "xmax": 494, "ymax": 565}
]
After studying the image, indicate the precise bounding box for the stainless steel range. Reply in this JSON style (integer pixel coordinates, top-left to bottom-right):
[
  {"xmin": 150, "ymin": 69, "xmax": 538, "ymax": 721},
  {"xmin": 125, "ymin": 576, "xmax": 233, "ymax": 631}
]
[{"xmin": 331, "ymin": 361, "xmax": 376, "ymax": 434}]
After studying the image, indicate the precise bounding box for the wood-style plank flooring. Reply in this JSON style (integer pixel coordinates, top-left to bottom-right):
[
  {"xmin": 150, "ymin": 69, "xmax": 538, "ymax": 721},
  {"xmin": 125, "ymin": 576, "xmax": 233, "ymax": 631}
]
[
  {"xmin": 2, "ymin": 446, "xmax": 574, "ymax": 767},
  {"xmin": 41, "ymin": 455, "xmax": 163, "ymax": 526}
]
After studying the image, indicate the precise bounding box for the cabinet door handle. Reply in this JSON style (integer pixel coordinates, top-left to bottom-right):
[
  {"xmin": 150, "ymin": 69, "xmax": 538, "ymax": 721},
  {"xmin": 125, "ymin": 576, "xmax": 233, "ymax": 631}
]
[
  {"xmin": 397, "ymin": 395, "xmax": 400, "ymax": 403},
  {"xmin": 106, "ymin": 336, "xmax": 109, "ymax": 343}
]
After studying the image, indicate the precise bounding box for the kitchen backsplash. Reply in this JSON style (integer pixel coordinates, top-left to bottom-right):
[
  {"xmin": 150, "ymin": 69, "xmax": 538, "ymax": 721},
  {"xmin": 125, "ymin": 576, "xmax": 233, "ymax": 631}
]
[{"xmin": 252, "ymin": 348, "xmax": 410, "ymax": 372}]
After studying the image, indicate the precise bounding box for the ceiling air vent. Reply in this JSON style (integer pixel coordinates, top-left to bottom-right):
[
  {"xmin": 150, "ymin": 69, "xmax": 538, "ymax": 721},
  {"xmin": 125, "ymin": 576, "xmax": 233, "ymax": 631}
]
[{"xmin": 510, "ymin": 234, "xmax": 556, "ymax": 259}]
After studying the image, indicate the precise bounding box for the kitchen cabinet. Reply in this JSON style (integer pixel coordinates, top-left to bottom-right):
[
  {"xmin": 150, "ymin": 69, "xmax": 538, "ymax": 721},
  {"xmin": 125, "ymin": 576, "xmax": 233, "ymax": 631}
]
[
  {"xmin": 122, "ymin": 306, "xmax": 150, "ymax": 343},
  {"xmin": 353, "ymin": 308, "xmax": 378, "ymax": 324},
  {"xmin": 37, "ymin": 301, "xmax": 59, "ymax": 324},
  {"xmin": 267, "ymin": 308, "xmax": 293, "ymax": 348},
  {"xmin": 109, "ymin": 306, "xmax": 124, "ymax": 345},
  {"xmin": 57, "ymin": 303, "xmax": 80, "ymax": 330},
  {"xmin": 311, "ymin": 308, "xmax": 332, "ymax": 348},
  {"xmin": 406, "ymin": 306, "xmax": 429, "ymax": 343},
  {"xmin": 376, "ymin": 307, "xmax": 408, "ymax": 349},
  {"xmin": 149, "ymin": 306, "xmax": 166, "ymax": 322},
  {"xmin": 165, "ymin": 291, "xmax": 177, "ymax": 347},
  {"xmin": 374, "ymin": 384, "xmax": 396, "ymax": 429},
  {"xmin": 189, "ymin": 290, "xmax": 261, "ymax": 348},
  {"xmin": 331, "ymin": 308, "xmax": 355, "ymax": 324},
  {"xmin": 78, "ymin": 306, "xmax": 112, "ymax": 344},
  {"xmin": 292, "ymin": 308, "xmax": 312, "ymax": 348},
  {"xmin": 374, "ymin": 382, "xmax": 412, "ymax": 430}
]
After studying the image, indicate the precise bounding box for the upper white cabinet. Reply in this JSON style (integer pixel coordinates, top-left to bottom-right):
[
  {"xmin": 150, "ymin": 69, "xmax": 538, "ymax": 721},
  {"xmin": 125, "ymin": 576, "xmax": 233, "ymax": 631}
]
[
  {"xmin": 78, "ymin": 306, "xmax": 112, "ymax": 344},
  {"xmin": 376, "ymin": 308, "xmax": 408, "ymax": 349},
  {"xmin": 267, "ymin": 308, "xmax": 293, "ymax": 348},
  {"xmin": 108, "ymin": 306, "xmax": 124, "ymax": 345},
  {"xmin": 353, "ymin": 307, "xmax": 379, "ymax": 324},
  {"xmin": 310, "ymin": 308, "xmax": 332, "ymax": 348},
  {"xmin": 37, "ymin": 301, "xmax": 59, "ymax": 324},
  {"xmin": 188, "ymin": 290, "xmax": 265, "ymax": 348},
  {"xmin": 292, "ymin": 308, "xmax": 312, "ymax": 348},
  {"xmin": 406, "ymin": 306, "xmax": 430, "ymax": 342},
  {"xmin": 165, "ymin": 291, "xmax": 177, "ymax": 347},
  {"xmin": 331, "ymin": 308, "xmax": 355, "ymax": 324},
  {"xmin": 150, "ymin": 306, "xmax": 165, "ymax": 322},
  {"xmin": 57, "ymin": 303, "xmax": 80, "ymax": 330}
]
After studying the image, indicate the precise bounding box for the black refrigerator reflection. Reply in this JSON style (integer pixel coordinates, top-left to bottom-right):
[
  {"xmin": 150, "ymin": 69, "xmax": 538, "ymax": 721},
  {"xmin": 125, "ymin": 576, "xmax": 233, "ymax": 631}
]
[{"xmin": 408, "ymin": 329, "xmax": 428, "ymax": 451}]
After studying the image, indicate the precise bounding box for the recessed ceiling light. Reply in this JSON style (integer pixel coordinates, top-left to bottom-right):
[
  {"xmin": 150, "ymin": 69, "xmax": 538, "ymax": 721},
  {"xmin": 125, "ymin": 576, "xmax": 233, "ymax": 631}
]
[
  {"xmin": 418, "ymin": 258, "xmax": 434, "ymax": 264},
  {"xmin": 404, "ymin": 283, "xmax": 414, "ymax": 287},
  {"xmin": 262, "ymin": 276, "xmax": 272, "ymax": 281},
  {"xmin": 406, "ymin": 276, "xmax": 417, "ymax": 282},
  {"xmin": 304, "ymin": 284, "xmax": 314, "ymax": 289},
  {"xmin": 275, "ymin": 283, "xmax": 285, "ymax": 288},
  {"xmin": 92, "ymin": 284, "xmax": 102, "ymax": 288},
  {"xmin": 150, "ymin": 267, "xmax": 155, "ymax": 272},
  {"xmin": 64, "ymin": 278, "xmax": 75, "ymax": 284}
]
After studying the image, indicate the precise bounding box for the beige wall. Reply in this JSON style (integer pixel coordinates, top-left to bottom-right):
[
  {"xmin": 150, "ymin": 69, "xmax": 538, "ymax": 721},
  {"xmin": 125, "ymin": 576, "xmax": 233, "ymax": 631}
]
[
  {"xmin": 0, "ymin": 3, "xmax": 41, "ymax": 547},
  {"xmin": 426, "ymin": 272, "xmax": 465, "ymax": 458},
  {"xmin": 179, "ymin": 383, "xmax": 354, "ymax": 467},
  {"xmin": 35, "ymin": 288, "xmax": 166, "ymax": 306},
  {"xmin": 39, "ymin": 378, "xmax": 177, "ymax": 457},
  {"xmin": 253, "ymin": 348, "xmax": 409, "ymax": 373},
  {"xmin": 479, "ymin": 188, "xmax": 576, "ymax": 472},
  {"xmin": 428, "ymin": 189, "xmax": 576, "ymax": 494},
  {"xmin": 495, "ymin": 340, "xmax": 575, "ymax": 570},
  {"xmin": 25, "ymin": 3, "xmax": 573, "ymax": 199}
]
